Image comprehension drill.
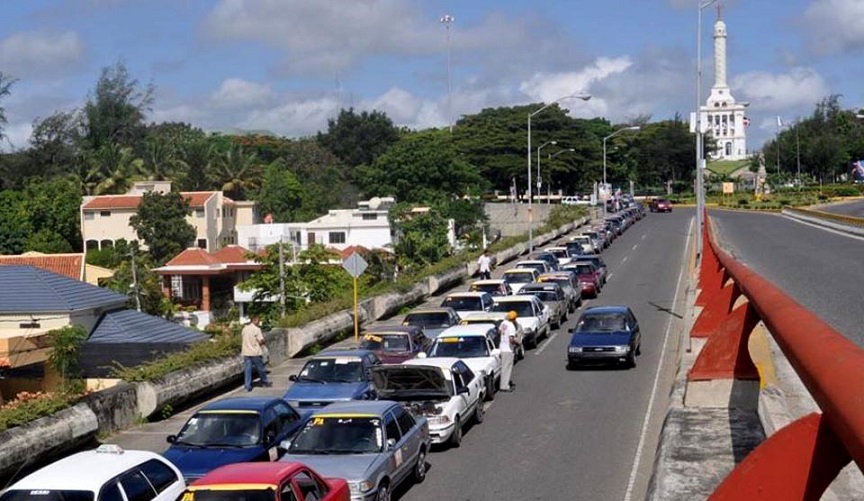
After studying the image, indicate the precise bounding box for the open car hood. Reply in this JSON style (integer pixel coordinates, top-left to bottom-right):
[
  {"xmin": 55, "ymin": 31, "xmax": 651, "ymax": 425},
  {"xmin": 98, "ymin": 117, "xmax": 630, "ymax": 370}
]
[{"xmin": 371, "ymin": 365, "xmax": 450, "ymax": 400}]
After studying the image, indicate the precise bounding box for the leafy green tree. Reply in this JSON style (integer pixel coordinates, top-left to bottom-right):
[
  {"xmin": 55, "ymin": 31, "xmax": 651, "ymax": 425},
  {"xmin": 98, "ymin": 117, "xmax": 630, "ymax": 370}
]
[
  {"xmin": 22, "ymin": 178, "xmax": 83, "ymax": 252},
  {"xmin": 0, "ymin": 190, "xmax": 32, "ymax": 254},
  {"xmin": 105, "ymin": 243, "xmax": 168, "ymax": 316},
  {"xmin": 79, "ymin": 142, "xmax": 144, "ymax": 195},
  {"xmin": 210, "ymin": 143, "xmax": 262, "ymax": 200},
  {"xmin": 27, "ymin": 110, "xmax": 84, "ymax": 180},
  {"xmin": 317, "ymin": 108, "xmax": 401, "ymax": 172},
  {"xmin": 277, "ymin": 139, "xmax": 355, "ymax": 219},
  {"xmin": 47, "ymin": 324, "xmax": 89, "ymax": 390},
  {"xmin": 257, "ymin": 160, "xmax": 304, "ymax": 222},
  {"xmin": 83, "ymin": 61, "xmax": 154, "ymax": 151},
  {"xmin": 26, "ymin": 229, "xmax": 74, "ymax": 253},
  {"xmin": 389, "ymin": 204, "xmax": 451, "ymax": 272},
  {"xmin": 177, "ymin": 138, "xmax": 216, "ymax": 191},
  {"xmin": 129, "ymin": 191, "xmax": 196, "ymax": 266}
]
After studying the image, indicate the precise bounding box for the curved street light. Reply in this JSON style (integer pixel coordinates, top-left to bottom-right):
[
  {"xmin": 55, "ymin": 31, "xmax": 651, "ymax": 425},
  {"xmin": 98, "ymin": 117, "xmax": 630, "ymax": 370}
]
[
  {"xmin": 536, "ymin": 140, "xmax": 558, "ymax": 195},
  {"xmin": 527, "ymin": 93, "xmax": 591, "ymax": 253},
  {"xmin": 602, "ymin": 126, "xmax": 641, "ymax": 216},
  {"xmin": 546, "ymin": 148, "xmax": 576, "ymax": 204}
]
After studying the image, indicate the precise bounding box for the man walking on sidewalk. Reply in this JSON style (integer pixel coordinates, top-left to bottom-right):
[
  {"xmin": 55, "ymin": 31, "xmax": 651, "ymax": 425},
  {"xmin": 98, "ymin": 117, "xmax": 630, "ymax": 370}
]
[
  {"xmin": 242, "ymin": 315, "xmax": 272, "ymax": 391},
  {"xmin": 498, "ymin": 311, "xmax": 520, "ymax": 392},
  {"xmin": 477, "ymin": 249, "xmax": 492, "ymax": 280}
]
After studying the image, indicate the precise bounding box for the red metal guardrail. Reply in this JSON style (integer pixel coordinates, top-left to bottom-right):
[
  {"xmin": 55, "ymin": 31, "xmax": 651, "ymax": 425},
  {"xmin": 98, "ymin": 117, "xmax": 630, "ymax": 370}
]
[{"xmin": 689, "ymin": 214, "xmax": 864, "ymax": 500}]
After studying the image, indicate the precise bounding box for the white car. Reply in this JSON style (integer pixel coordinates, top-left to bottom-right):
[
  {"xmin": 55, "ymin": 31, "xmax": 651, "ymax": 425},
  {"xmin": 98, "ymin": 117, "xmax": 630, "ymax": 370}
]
[
  {"xmin": 371, "ymin": 358, "xmax": 485, "ymax": 447},
  {"xmin": 502, "ymin": 268, "xmax": 540, "ymax": 294},
  {"xmin": 490, "ymin": 295, "xmax": 551, "ymax": 348},
  {"xmin": 457, "ymin": 313, "xmax": 526, "ymax": 360},
  {"xmin": 440, "ymin": 291, "xmax": 494, "ymax": 318},
  {"xmin": 515, "ymin": 259, "xmax": 551, "ymax": 275},
  {"xmin": 0, "ymin": 445, "xmax": 186, "ymax": 501},
  {"xmin": 425, "ymin": 324, "xmax": 502, "ymax": 400},
  {"xmin": 570, "ymin": 234, "xmax": 598, "ymax": 255},
  {"xmin": 545, "ymin": 246, "xmax": 573, "ymax": 266}
]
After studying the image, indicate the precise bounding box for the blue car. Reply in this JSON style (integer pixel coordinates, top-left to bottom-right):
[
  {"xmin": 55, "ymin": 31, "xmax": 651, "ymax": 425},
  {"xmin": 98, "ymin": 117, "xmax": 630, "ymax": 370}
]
[
  {"xmin": 163, "ymin": 397, "xmax": 306, "ymax": 482},
  {"xmin": 567, "ymin": 305, "xmax": 642, "ymax": 369},
  {"xmin": 284, "ymin": 349, "xmax": 382, "ymax": 409}
]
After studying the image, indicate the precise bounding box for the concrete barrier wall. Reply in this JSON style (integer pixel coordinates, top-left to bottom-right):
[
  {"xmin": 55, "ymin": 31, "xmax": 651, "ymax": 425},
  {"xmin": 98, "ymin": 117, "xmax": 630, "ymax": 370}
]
[{"xmin": 0, "ymin": 215, "xmax": 589, "ymax": 481}]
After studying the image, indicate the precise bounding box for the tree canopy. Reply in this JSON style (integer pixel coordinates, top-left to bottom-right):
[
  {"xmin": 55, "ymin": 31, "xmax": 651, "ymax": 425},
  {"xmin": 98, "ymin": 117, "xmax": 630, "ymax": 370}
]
[
  {"xmin": 317, "ymin": 108, "xmax": 401, "ymax": 173},
  {"xmin": 129, "ymin": 191, "xmax": 196, "ymax": 265}
]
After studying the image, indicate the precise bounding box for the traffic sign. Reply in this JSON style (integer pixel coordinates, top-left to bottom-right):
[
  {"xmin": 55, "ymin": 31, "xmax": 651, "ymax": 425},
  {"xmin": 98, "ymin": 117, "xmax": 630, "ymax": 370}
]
[{"xmin": 342, "ymin": 252, "xmax": 368, "ymax": 278}]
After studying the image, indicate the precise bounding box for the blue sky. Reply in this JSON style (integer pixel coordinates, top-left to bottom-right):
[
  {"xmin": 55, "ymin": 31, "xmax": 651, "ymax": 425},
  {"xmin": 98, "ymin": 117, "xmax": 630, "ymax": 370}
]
[{"xmin": 2, "ymin": 0, "xmax": 863, "ymax": 152}]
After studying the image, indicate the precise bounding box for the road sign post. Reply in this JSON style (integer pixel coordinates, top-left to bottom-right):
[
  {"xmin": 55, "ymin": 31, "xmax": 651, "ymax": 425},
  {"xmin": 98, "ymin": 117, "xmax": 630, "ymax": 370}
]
[{"xmin": 341, "ymin": 252, "xmax": 368, "ymax": 341}]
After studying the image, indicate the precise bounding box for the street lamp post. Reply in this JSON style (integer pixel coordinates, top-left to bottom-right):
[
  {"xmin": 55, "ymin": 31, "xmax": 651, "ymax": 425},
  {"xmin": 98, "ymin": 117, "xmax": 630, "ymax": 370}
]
[
  {"xmin": 548, "ymin": 148, "xmax": 575, "ymax": 204},
  {"xmin": 602, "ymin": 126, "xmax": 640, "ymax": 217},
  {"xmin": 440, "ymin": 14, "xmax": 455, "ymax": 133},
  {"xmin": 537, "ymin": 140, "xmax": 557, "ymax": 204},
  {"xmin": 695, "ymin": 0, "xmax": 718, "ymax": 259},
  {"xmin": 527, "ymin": 94, "xmax": 591, "ymax": 253}
]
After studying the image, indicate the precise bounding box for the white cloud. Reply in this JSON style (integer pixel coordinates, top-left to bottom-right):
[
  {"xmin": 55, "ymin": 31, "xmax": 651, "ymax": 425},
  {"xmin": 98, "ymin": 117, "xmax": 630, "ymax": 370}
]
[
  {"xmin": 0, "ymin": 31, "xmax": 86, "ymax": 78},
  {"xmin": 802, "ymin": 0, "xmax": 864, "ymax": 54},
  {"xmin": 210, "ymin": 78, "xmax": 272, "ymax": 108},
  {"xmin": 1, "ymin": 121, "xmax": 33, "ymax": 151},
  {"xmin": 731, "ymin": 67, "xmax": 829, "ymax": 112}
]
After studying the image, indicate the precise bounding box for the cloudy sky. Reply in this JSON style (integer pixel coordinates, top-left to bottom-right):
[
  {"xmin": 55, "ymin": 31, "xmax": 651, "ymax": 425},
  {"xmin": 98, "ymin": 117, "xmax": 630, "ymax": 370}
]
[{"xmin": 2, "ymin": 0, "xmax": 863, "ymax": 152}]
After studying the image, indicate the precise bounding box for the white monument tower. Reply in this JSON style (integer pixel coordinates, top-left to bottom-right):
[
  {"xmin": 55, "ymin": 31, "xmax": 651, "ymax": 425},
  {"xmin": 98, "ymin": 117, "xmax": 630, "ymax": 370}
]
[{"xmin": 703, "ymin": 4, "xmax": 747, "ymax": 161}]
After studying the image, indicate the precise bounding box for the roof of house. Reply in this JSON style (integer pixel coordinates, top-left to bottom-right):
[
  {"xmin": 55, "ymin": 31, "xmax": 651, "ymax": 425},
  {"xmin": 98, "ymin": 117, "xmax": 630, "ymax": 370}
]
[
  {"xmin": 164, "ymin": 248, "xmax": 224, "ymax": 267},
  {"xmin": 157, "ymin": 246, "xmax": 261, "ymax": 273},
  {"xmin": 212, "ymin": 245, "xmax": 253, "ymax": 263},
  {"xmin": 88, "ymin": 308, "xmax": 208, "ymax": 344},
  {"xmin": 82, "ymin": 192, "xmax": 216, "ymax": 210},
  {"xmin": 0, "ymin": 266, "xmax": 128, "ymax": 313},
  {"xmin": 0, "ymin": 252, "xmax": 84, "ymax": 281}
]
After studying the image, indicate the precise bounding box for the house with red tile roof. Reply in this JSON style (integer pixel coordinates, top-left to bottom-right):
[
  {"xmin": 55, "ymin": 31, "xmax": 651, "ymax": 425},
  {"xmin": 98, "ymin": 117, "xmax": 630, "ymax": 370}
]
[
  {"xmin": 0, "ymin": 252, "xmax": 113, "ymax": 286},
  {"xmin": 80, "ymin": 180, "xmax": 259, "ymax": 253}
]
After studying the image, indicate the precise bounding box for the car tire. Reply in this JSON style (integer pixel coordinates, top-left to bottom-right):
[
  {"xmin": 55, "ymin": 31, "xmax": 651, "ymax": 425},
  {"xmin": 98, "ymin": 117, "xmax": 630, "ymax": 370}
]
[
  {"xmin": 484, "ymin": 376, "xmax": 495, "ymax": 401},
  {"xmin": 413, "ymin": 449, "xmax": 427, "ymax": 483},
  {"xmin": 636, "ymin": 343, "xmax": 642, "ymax": 356},
  {"xmin": 475, "ymin": 401, "xmax": 485, "ymax": 424},
  {"xmin": 566, "ymin": 361, "xmax": 576, "ymax": 370},
  {"xmin": 626, "ymin": 351, "xmax": 637, "ymax": 369},
  {"xmin": 517, "ymin": 345, "xmax": 525, "ymax": 361},
  {"xmin": 450, "ymin": 417, "xmax": 462, "ymax": 448},
  {"xmin": 375, "ymin": 482, "xmax": 391, "ymax": 501}
]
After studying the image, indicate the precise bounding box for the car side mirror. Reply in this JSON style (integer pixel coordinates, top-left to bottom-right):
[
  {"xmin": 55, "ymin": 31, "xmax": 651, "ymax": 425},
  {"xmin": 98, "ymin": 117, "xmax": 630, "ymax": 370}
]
[
  {"xmin": 166, "ymin": 435, "xmax": 177, "ymax": 444},
  {"xmin": 417, "ymin": 352, "xmax": 428, "ymax": 359},
  {"xmin": 279, "ymin": 439, "xmax": 292, "ymax": 452},
  {"xmin": 288, "ymin": 374, "xmax": 298, "ymax": 382},
  {"xmin": 457, "ymin": 386, "xmax": 469, "ymax": 395},
  {"xmin": 387, "ymin": 438, "xmax": 397, "ymax": 449},
  {"xmin": 266, "ymin": 430, "xmax": 277, "ymax": 444}
]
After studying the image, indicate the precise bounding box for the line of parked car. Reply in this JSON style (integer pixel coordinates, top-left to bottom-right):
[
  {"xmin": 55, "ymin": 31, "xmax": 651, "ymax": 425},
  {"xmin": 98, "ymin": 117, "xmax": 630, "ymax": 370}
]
[{"xmin": 0, "ymin": 207, "xmax": 648, "ymax": 501}]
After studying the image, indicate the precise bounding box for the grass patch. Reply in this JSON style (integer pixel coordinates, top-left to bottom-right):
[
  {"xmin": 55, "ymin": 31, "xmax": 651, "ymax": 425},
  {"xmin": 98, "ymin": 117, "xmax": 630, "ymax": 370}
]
[
  {"xmin": 0, "ymin": 391, "xmax": 81, "ymax": 433},
  {"xmin": 707, "ymin": 159, "xmax": 750, "ymax": 176}
]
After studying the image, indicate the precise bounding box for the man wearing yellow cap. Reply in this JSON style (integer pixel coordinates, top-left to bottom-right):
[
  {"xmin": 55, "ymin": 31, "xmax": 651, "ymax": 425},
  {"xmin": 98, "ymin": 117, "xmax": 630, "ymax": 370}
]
[{"xmin": 499, "ymin": 310, "xmax": 520, "ymax": 392}]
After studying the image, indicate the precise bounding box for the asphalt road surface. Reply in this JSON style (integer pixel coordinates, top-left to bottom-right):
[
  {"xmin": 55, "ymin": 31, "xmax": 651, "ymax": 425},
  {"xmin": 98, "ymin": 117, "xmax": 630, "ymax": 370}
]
[
  {"xmin": 107, "ymin": 209, "xmax": 693, "ymax": 501},
  {"xmin": 821, "ymin": 199, "xmax": 864, "ymax": 217},
  {"xmin": 709, "ymin": 209, "xmax": 864, "ymax": 347}
]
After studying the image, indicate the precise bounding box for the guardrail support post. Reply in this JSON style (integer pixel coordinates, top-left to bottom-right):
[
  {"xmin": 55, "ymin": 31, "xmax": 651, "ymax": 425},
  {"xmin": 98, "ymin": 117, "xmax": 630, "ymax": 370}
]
[
  {"xmin": 696, "ymin": 234, "xmax": 724, "ymax": 307},
  {"xmin": 708, "ymin": 413, "xmax": 851, "ymax": 501},
  {"xmin": 691, "ymin": 281, "xmax": 739, "ymax": 338}
]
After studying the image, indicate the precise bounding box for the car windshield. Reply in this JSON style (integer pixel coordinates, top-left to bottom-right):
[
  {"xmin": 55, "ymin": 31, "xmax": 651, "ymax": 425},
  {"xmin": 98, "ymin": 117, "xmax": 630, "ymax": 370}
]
[
  {"xmin": 491, "ymin": 301, "xmax": 534, "ymax": 317},
  {"xmin": 570, "ymin": 264, "xmax": 594, "ymax": 275},
  {"xmin": 548, "ymin": 249, "xmax": 567, "ymax": 258},
  {"xmin": 441, "ymin": 296, "xmax": 483, "ymax": 311},
  {"xmin": 404, "ymin": 312, "xmax": 452, "ymax": 328},
  {"xmin": 289, "ymin": 416, "xmax": 383, "ymax": 454},
  {"xmin": 575, "ymin": 314, "xmax": 628, "ymax": 332},
  {"xmin": 298, "ymin": 358, "xmax": 364, "ymax": 383},
  {"xmin": 0, "ymin": 492, "xmax": 93, "ymax": 501},
  {"xmin": 518, "ymin": 263, "xmax": 545, "ymax": 273},
  {"xmin": 359, "ymin": 334, "xmax": 410, "ymax": 352},
  {"xmin": 523, "ymin": 290, "xmax": 558, "ymax": 302},
  {"xmin": 429, "ymin": 336, "xmax": 489, "ymax": 358},
  {"xmin": 504, "ymin": 272, "xmax": 533, "ymax": 284},
  {"xmin": 175, "ymin": 412, "xmax": 261, "ymax": 447},
  {"xmin": 180, "ymin": 490, "xmax": 275, "ymax": 501},
  {"xmin": 471, "ymin": 283, "xmax": 504, "ymax": 296}
]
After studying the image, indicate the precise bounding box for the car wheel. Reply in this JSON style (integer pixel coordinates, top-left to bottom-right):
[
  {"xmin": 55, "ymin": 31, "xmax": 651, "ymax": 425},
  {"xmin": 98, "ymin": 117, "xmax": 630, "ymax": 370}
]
[
  {"xmin": 566, "ymin": 361, "xmax": 576, "ymax": 370},
  {"xmin": 413, "ymin": 449, "xmax": 427, "ymax": 483},
  {"xmin": 517, "ymin": 345, "xmax": 525, "ymax": 361},
  {"xmin": 626, "ymin": 351, "xmax": 637, "ymax": 369},
  {"xmin": 484, "ymin": 376, "xmax": 495, "ymax": 401},
  {"xmin": 375, "ymin": 482, "xmax": 391, "ymax": 501},
  {"xmin": 475, "ymin": 401, "xmax": 485, "ymax": 424},
  {"xmin": 450, "ymin": 417, "xmax": 462, "ymax": 448},
  {"xmin": 636, "ymin": 343, "xmax": 642, "ymax": 356}
]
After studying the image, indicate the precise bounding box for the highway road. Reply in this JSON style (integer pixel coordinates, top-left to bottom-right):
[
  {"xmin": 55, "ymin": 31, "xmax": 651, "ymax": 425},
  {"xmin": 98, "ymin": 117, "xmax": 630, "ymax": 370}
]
[
  {"xmin": 107, "ymin": 209, "xmax": 693, "ymax": 501},
  {"xmin": 709, "ymin": 209, "xmax": 864, "ymax": 347},
  {"xmin": 821, "ymin": 199, "xmax": 864, "ymax": 217}
]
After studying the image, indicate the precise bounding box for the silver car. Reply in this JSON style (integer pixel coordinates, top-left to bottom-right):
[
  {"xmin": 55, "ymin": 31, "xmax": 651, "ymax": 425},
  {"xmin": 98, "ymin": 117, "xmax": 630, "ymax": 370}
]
[
  {"xmin": 518, "ymin": 282, "xmax": 569, "ymax": 329},
  {"xmin": 280, "ymin": 400, "xmax": 431, "ymax": 501}
]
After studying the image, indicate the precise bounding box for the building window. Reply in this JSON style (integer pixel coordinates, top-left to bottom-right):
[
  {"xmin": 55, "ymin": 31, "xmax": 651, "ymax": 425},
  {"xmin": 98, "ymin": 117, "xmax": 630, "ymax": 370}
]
[
  {"xmin": 361, "ymin": 213, "xmax": 377, "ymax": 220},
  {"xmin": 100, "ymin": 210, "xmax": 111, "ymax": 217},
  {"xmin": 84, "ymin": 212, "xmax": 95, "ymax": 220},
  {"xmin": 101, "ymin": 239, "xmax": 114, "ymax": 249},
  {"xmin": 195, "ymin": 208, "xmax": 205, "ymax": 218},
  {"xmin": 308, "ymin": 232, "xmax": 316, "ymax": 245},
  {"xmin": 329, "ymin": 232, "xmax": 346, "ymax": 244},
  {"xmin": 197, "ymin": 239, "xmax": 207, "ymax": 249},
  {"xmin": 725, "ymin": 142, "xmax": 732, "ymax": 156},
  {"xmin": 86, "ymin": 240, "xmax": 99, "ymax": 250},
  {"xmin": 19, "ymin": 322, "xmax": 40, "ymax": 329},
  {"xmin": 171, "ymin": 276, "xmax": 201, "ymax": 300}
]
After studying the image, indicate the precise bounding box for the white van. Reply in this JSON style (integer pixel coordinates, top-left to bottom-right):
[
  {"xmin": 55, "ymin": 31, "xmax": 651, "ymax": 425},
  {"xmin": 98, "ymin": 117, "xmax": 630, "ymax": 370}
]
[{"xmin": 0, "ymin": 445, "xmax": 185, "ymax": 501}]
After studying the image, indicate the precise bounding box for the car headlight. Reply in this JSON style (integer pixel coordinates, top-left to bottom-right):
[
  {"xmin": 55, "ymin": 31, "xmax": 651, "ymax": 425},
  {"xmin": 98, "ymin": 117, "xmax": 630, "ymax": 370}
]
[
  {"xmin": 614, "ymin": 345, "xmax": 630, "ymax": 353},
  {"xmin": 568, "ymin": 346, "xmax": 582, "ymax": 353},
  {"xmin": 349, "ymin": 481, "xmax": 375, "ymax": 495},
  {"xmin": 428, "ymin": 415, "xmax": 452, "ymax": 425}
]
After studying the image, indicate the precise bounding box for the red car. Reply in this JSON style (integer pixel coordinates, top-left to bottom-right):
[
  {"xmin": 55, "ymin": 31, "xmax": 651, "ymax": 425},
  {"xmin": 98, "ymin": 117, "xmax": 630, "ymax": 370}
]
[
  {"xmin": 568, "ymin": 261, "xmax": 602, "ymax": 298},
  {"xmin": 184, "ymin": 462, "xmax": 349, "ymax": 501},
  {"xmin": 357, "ymin": 325, "xmax": 428, "ymax": 364},
  {"xmin": 650, "ymin": 198, "xmax": 672, "ymax": 213}
]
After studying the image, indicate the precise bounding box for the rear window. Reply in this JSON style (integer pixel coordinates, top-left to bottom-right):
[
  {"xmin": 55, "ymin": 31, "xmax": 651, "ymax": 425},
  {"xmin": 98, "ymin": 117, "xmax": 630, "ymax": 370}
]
[
  {"xmin": 404, "ymin": 312, "xmax": 451, "ymax": 328},
  {"xmin": 491, "ymin": 301, "xmax": 534, "ymax": 317},
  {"xmin": 504, "ymin": 272, "xmax": 533, "ymax": 283},
  {"xmin": 1, "ymin": 492, "xmax": 94, "ymax": 501},
  {"xmin": 441, "ymin": 296, "xmax": 482, "ymax": 311}
]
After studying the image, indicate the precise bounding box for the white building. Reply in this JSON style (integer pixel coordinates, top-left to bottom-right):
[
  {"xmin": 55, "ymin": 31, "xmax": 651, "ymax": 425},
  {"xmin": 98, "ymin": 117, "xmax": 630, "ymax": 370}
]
[
  {"xmin": 236, "ymin": 197, "xmax": 396, "ymax": 256},
  {"xmin": 702, "ymin": 6, "xmax": 748, "ymax": 161}
]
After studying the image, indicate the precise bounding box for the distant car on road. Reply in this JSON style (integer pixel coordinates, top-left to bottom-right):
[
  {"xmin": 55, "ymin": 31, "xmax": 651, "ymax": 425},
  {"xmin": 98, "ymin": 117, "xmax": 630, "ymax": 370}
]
[
  {"xmin": 164, "ymin": 397, "xmax": 306, "ymax": 482},
  {"xmin": 402, "ymin": 308, "xmax": 461, "ymax": 339},
  {"xmin": 650, "ymin": 198, "xmax": 672, "ymax": 213},
  {"xmin": 537, "ymin": 272, "xmax": 582, "ymax": 313},
  {"xmin": 183, "ymin": 462, "xmax": 349, "ymax": 501},
  {"xmin": 562, "ymin": 261, "xmax": 602, "ymax": 298},
  {"xmin": 567, "ymin": 305, "xmax": 642, "ymax": 369},
  {"xmin": 515, "ymin": 259, "xmax": 552, "ymax": 275},
  {"xmin": 440, "ymin": 291, "xmax": 494, "ymax": 318},
  {"xmin": 544, "ymin": 246, "xmax": 573, "ymax": 266},
  {"xmin": 502, "ymin": 268, "xmax": 540, "ymax": 294},
  {"xmin": 517, "ymin": 282, "xmax": 569, "ymax": 329},
  {"xmin": 284, "ymin": 350, "xmax": 381, "ymax": 409},
  {"xmin": 358, "ymin": 325, "xmax": 428, "ymax": 364},
  {"xmin": 457, "ymin": 313, "xmax": 525, "ymax": 360},
  {"xmin": 469, "ymin": 278, "xmax": 513, "ymax": 297},
  {"xmin": 490, "ymin": 295, "xmax": 550, "ymax": 348},
  {"xmin": 569, "ymin": 255, "xmax": 608, "ymax": 287}
]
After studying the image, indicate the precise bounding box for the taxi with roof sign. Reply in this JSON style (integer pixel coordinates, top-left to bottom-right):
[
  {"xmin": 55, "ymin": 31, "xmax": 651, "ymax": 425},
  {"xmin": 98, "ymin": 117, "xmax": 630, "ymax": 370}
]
[
  {"xmin": 279, "ymin": 401, "xmax": 430, "ymax": 501},
  {"xmin": 357, "ymin": 325, "xmax": 428, "ymax": 364},
  {"xmin": 501, "ymin": 268, "xmax": 540, "ymax": 294},
  {"xmin": 538, "ymin": 272, "xmax": 582, "ymax": 312},
  {"xmin": 457, "ymin": 312, "xmax": 525, "ymax": 359},
  {"xmin": 421, "ymin": 324, "xmax": 502, "ymax": 401},
  {"xmin": 284, "ymin": 350, "xmax": 381, "ymax": 410},
  {"xmin": 181, "ymin": 462, "xmax": 348, "ymax": 501},
  {"xmin": 468, "ymin": 278, "xmax": 512, "ymax": 297}
]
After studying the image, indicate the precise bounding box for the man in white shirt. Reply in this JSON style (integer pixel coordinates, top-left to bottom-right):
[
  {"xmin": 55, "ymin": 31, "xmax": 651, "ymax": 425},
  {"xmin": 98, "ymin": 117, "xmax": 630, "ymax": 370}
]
[
  {"xmin": 241, "ymin": 315, "xmax": 272, "ymax": 391},
  {"xmin": 477, "ymin": 249, "xmax": 492, "ymax": 280},
  {"xmin": 498, "ymin": 311, "xmax": 520, "ymax": 392}
]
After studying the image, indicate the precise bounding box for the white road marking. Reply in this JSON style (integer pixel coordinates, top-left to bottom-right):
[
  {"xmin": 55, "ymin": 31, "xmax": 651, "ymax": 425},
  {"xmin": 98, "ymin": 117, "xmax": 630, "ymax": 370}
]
[
  {"xmin": 607, "ymin": 272, "xmax": 614, "ymax": 280},
  {"xmin": 534, "ymin": 330, "xmax": 561, "ymax": 355},
  {"xmin": 484, "ymin": 401, "xmax": 495, "ymax": 412},
  {"xmin": 784, "ymin": 213, "xmax": 864, "ymax": 242},
  {"xmin": 622, "ymin": 215, "xmax": 693, "ymax": 501},
  {"xmin": 622, "ymin": 256, "xmax": 628, "ymax": 263},
  {"xmin": 641, "ymin": 234, "xmax": 646, "ymax": 240},
  {"xmin": 632, "ymin": 244, "xmax": 638, "ymax": 251}
]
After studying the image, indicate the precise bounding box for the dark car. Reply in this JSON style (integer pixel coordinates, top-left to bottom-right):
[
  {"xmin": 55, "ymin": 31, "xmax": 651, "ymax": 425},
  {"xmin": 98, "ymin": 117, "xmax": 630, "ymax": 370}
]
[
  {"xmin": 402, "ymin": 307, "xmax": 461, "ymax": 339},
  {"xmin": 164, "ymin": 397, "xmax": 306, "ymax": 482},
  {"xmin": 567, "ymin": 305, "xmax": 642, "ymax": 369},
  {"xmin": 650, "ymin": 198, "xmax": 672, "ymax": 213},
  {"xmin": 284, "ymin": 350, "xmax": 382, "ymax": 409},
  {"xmin": 358, "ymin": 325, "xmax": 429, "ymax": 364}
]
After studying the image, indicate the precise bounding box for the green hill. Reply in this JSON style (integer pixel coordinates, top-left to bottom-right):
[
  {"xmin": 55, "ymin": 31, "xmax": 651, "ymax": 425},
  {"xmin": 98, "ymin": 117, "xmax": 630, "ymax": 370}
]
[{"xmin": 707, "ymin": 159, "xmax": 750, "ymax": 176}]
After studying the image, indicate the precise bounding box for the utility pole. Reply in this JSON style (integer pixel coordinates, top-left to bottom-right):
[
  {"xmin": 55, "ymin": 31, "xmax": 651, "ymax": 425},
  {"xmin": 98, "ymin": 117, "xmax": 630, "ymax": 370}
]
[
  {"xmin": 129, "ymin": 246, "xmax": 141, "ymax": 312},
  {"xmin": 279, "ymin": 236, "xmax": 286, "ymax": 316},
  {"xmin": 440, "ymin": 14, "xmax": 455, "ymax": 133}
]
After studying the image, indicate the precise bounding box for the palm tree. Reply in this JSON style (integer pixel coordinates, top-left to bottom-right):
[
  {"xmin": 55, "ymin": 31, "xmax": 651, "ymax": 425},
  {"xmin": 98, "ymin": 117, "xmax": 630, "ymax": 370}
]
[
  {"xmin": 86, "ymin": 143, "xmax": 144, "ymax": 195},
  {"xmin": 140, "ymin": 138, "xmax": 176, "ymax": 181},
  {"xmin": 210, "ymin": 144, "xmax": 262, "ymax": 200},
  {"xmin": 176, "ymin": 140, "xmax": 215, "ymax": 191}
]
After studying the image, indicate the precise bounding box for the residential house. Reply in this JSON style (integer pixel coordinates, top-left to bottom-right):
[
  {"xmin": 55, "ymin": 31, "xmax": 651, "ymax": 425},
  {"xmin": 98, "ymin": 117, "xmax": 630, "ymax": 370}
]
[
  {"xmin": 236, "ymin": 196, "xmax": 396, "ymax": 256},
  {"xmin": 80, "ymin": 180, "xmax": 259, "ymax": 252},
  {"xmin": 153, "ymin": 246, "xmax": 264, "ymax": 324},
  {"xmin": 0, "ymin": 266, "xmax": 206, "ymax": 402},
  {"xmin": 0, "ymin": 251, "xmax": 113, "ymax": 286}
]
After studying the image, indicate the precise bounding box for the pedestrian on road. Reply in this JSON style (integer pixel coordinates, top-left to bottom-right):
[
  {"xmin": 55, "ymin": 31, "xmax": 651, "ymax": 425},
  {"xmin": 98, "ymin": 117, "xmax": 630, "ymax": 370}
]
[
  {"xmin": 499, "ymin": 311, "xmax": 520, "ymax": 392},
  {"xmin": 477, "ymin": 249, "xmax": 492, "ymax": 280},
  {"xmin": 241, "ymin": 315, "xmax": 272, "ymax": 392}
]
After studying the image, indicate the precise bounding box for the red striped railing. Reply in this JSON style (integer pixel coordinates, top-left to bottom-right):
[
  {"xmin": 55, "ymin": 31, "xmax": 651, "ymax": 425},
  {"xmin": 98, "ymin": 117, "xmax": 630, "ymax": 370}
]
[{"xmin": 690, "ymin": 214, "xmax": 864, "ymax": 500}]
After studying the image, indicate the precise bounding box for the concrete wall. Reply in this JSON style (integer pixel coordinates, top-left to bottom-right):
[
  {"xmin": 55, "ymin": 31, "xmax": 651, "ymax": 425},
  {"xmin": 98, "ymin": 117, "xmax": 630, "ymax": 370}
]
[
  {"xmin": 484, "ymin": 202, "xmax": 555, "ymax": 237},
  {"xmin": 0, "ymin": 215, "xmax": 588, "ymax": 481}
]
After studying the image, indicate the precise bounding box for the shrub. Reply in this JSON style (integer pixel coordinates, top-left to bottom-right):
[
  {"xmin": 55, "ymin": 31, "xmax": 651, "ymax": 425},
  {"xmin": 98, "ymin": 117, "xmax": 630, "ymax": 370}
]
[
  {"xmin": 111, "ymin": 331, "xmax": 238, "ymax": 382},
  {"xmin": 738, "ymin": 198, "xmax": 749, "ymax": 206},
  {"xmin": 0, "ymin": 391, "xmax": 80, "ymax": 433}
]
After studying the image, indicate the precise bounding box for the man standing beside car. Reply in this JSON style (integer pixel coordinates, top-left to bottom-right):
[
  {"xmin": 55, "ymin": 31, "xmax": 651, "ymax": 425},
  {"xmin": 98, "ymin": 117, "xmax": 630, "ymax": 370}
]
[
  {"xmin": 242, "ymin": 315, "xmax": 272, "ymax": 391},
  {"xmin": 499, "ymin": 311, "xmax": 520, "ymax": 392}
]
